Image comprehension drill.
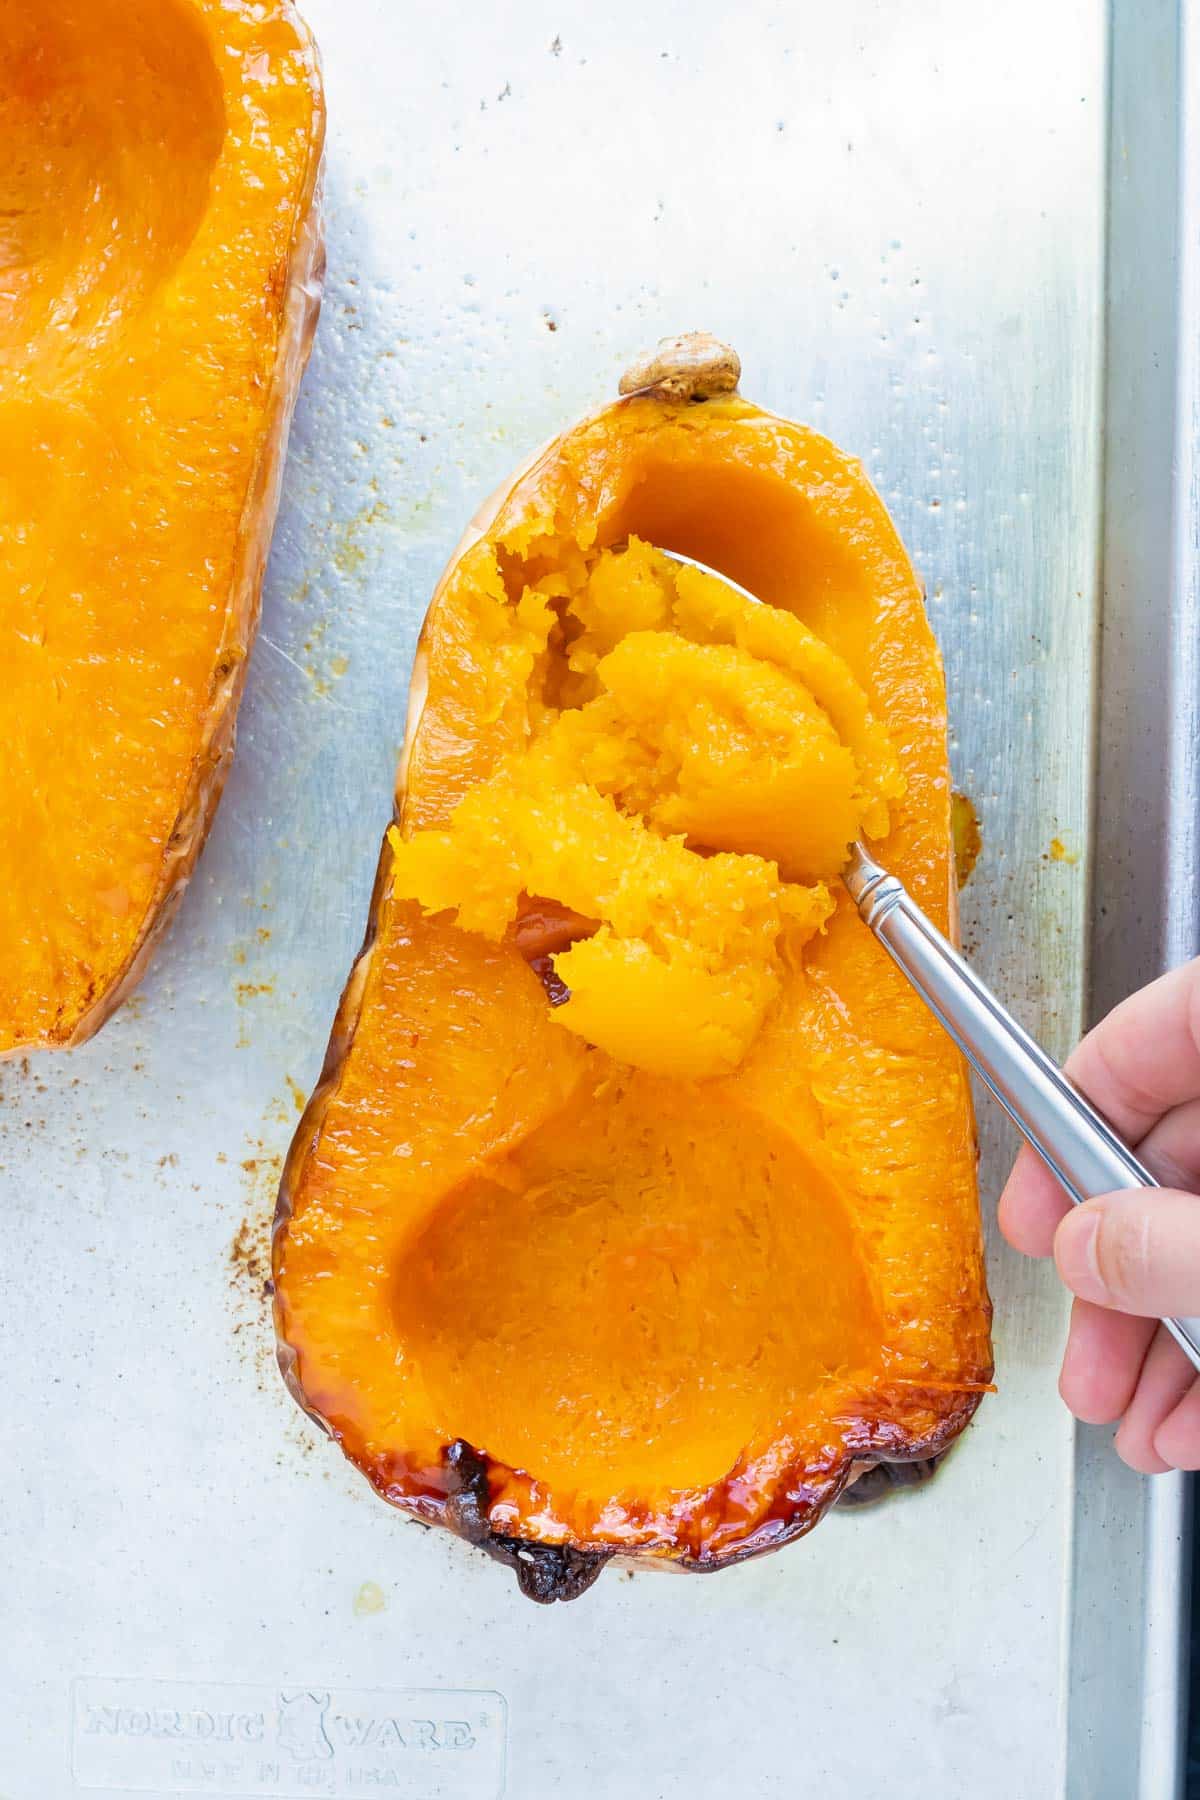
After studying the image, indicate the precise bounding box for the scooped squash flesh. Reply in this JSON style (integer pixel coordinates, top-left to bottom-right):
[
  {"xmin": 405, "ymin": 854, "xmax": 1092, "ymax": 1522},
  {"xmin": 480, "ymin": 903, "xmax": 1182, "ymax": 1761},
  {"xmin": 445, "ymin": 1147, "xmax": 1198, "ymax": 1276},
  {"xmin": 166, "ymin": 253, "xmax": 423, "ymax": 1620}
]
[
  {"xmin": 0, "ymin": 0, "xmax": 324, "ymax": 1051},
  {"xmin": 274, "ymin": 342, "xmax": 993, "ymax": 1599},
  {"xmin": 386, "ymin": 539, "xmax": 903, "ymax": 1079}
]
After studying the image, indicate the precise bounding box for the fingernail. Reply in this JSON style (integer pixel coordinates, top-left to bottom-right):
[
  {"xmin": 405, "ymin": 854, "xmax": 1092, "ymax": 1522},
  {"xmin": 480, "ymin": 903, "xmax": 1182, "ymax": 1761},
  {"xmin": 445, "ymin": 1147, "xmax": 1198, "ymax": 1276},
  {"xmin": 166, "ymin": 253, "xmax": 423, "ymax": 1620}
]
[{"xmin": 1056, "ymin": 1208, "xmax": 1106, "ymax": 1303}]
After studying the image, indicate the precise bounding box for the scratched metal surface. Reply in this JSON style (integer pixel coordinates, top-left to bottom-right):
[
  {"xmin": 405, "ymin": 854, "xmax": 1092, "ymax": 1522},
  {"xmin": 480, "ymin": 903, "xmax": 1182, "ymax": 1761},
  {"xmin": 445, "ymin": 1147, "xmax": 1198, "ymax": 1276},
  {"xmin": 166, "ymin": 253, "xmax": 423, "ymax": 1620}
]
[{"xmin": 0, "ymin": 1, "xmax": 1182, "ymax": 1795}]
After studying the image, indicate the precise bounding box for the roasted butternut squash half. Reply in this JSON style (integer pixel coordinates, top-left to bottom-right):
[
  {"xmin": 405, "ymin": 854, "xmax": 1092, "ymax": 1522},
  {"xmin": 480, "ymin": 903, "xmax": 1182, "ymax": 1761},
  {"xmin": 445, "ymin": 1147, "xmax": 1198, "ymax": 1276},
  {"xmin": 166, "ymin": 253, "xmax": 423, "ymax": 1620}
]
[
  {"xmin": 0, "ymin": 0, "xmax": 324, "ymax": 1051},
  {"xmin": 275, "ymin": 336, "xmax": 993, "ymax": 1601}
]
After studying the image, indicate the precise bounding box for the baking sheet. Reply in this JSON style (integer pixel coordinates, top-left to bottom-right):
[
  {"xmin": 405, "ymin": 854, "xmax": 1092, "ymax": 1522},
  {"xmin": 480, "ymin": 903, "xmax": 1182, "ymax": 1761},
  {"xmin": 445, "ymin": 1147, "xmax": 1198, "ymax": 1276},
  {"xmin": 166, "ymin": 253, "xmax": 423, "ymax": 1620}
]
[{"xmin": 0, "ymin": 1, "xmax": 1186, "ymax": 1795}]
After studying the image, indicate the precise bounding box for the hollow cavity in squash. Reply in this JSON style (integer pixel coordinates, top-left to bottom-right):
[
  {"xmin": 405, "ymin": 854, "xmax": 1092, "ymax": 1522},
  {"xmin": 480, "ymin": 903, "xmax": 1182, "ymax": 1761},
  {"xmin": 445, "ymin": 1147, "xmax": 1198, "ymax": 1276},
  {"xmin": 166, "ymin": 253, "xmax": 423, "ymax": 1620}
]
[
  {"xmin": 274, "ymin": 338, "xmax": 993, "ymax": 1600},
  {"xmin": 0, "ymin": 0, "xmax": 324, "ymax": 1051}
]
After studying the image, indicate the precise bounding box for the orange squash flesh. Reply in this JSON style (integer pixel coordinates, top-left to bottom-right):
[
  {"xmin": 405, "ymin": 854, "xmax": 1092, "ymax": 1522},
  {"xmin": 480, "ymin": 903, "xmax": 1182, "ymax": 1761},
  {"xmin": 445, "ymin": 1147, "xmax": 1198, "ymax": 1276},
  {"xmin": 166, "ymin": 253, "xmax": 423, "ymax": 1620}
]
[
  {"xmin": 0, "ymin": 0, "xmax": 324, "ymax": 1052},
  {"xmin": 275, "ymin": 363, "xmax": 993, "ymax": 1599},
  {"xmin": 384, "ymin": 540, "xmax": 907, "ymax": 1081}
]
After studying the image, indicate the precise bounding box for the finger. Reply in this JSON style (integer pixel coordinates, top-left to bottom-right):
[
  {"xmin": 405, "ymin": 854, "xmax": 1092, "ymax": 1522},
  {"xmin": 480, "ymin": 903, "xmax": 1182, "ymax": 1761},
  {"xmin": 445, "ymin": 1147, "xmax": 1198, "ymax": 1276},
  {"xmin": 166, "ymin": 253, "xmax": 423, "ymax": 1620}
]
[
  {"xmin": 1134, "ymin": 1095, "xmax": 1200, "ymax": 1191},
  {"xmin": 1113, "ymin": 1326, "xmax": 1195, "ymax": 1473},
  {"xmin": 1058, "ymin": 1298, "xmax": 1157, "ymax": 1424},
  {"xmin": 1065, "ymin": 956, "xmax": 1200, "ymax": 1142},
  {"xmin": 994, "ymin": 1095, "xmax": 1200, "ymax": 1261},
  {"xmin": 1054, "ymin": 1188, "xmax": 1200, "ymax": 1317},
  {"xmin": 998, "ymin": 1140, "xmax": 1073, "ymax": 1257},
  {"xmin": 1152, "ymin": 1377, "xmax": 1200, "ymax": 1470}
]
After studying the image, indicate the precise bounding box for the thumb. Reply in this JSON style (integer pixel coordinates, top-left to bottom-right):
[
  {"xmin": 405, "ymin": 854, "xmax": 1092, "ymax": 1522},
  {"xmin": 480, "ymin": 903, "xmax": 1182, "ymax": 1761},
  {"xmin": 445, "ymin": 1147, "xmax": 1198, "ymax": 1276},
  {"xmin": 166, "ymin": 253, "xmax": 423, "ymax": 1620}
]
[{"xmin": 1055, "ymin": 1189, "xmax": 1200, "ymax": 1317}]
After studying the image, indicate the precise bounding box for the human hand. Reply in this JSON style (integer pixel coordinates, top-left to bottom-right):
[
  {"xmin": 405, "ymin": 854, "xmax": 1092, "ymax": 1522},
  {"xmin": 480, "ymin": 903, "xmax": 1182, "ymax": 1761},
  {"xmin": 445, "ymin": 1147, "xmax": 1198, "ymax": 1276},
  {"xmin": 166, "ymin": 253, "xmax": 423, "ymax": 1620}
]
[{"xmin": 998, "ymin": 957, "xmax": 1200, "ymax": 1471}]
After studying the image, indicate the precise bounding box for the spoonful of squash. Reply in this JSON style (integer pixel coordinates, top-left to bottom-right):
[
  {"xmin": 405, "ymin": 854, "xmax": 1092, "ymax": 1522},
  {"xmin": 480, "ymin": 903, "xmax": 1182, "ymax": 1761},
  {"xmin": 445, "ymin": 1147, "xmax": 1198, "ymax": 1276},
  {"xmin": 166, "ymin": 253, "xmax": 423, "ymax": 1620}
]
[{"xmin": 389, "ymin": 536, "xmax": 890, "ymax": 1080}]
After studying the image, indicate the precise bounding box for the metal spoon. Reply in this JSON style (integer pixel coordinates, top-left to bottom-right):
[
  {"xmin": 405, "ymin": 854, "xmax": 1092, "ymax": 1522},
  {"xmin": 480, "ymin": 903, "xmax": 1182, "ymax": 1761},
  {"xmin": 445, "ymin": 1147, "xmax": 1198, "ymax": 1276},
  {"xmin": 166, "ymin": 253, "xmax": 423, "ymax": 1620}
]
[{"xmin": 656, "ymin": 547, "xmax": 1200, "ymax": 1373}]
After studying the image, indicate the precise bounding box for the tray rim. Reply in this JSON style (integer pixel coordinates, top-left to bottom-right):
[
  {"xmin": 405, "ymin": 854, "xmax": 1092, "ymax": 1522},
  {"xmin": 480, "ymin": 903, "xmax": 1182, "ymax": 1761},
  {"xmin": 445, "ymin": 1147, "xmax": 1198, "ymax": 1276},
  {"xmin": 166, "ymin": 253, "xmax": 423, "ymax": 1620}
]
[{"xmin": 1069, "ymin": 1, "xmax": 1198, "ymax": 1791}]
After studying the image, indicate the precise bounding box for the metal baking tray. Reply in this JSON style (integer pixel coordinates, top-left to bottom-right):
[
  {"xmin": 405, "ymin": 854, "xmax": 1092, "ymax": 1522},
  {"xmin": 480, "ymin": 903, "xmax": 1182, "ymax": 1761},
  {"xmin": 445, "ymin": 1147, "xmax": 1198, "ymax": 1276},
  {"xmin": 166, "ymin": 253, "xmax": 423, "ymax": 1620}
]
[{"xmin": 2, "ymin": 1, "xmax": 1193, "ymax": 1794}]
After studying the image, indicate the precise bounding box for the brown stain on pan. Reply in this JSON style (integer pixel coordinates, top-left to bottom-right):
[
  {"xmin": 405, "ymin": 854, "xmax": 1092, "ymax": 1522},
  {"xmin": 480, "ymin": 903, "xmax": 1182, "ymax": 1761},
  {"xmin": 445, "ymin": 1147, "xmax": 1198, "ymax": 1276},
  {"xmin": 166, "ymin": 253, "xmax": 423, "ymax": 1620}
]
[{"xmin": 951, "ymin": 791, "xmax": 982, "ymax": 889}]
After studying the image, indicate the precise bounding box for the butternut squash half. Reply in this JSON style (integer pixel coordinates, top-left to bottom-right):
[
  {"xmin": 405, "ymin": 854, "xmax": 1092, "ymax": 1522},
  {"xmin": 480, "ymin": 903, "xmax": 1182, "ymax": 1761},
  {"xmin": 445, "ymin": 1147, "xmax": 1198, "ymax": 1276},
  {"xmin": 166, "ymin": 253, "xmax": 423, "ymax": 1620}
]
[
  {"xmin": 275, "ymin": 336, "xmax": 993, "ymax": 1602},
  {"xmin": 0, "ymin": 0, "xmax": 324, "ymax": 1051}
]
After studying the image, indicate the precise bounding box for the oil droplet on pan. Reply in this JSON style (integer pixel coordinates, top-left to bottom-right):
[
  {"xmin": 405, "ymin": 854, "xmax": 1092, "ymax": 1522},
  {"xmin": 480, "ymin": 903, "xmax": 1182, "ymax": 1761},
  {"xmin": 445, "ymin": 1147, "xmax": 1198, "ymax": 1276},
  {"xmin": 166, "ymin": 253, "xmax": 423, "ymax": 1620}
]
[{"xmin": 353, "ymin": 1581, "xmax": 387, "ymax": 1617}]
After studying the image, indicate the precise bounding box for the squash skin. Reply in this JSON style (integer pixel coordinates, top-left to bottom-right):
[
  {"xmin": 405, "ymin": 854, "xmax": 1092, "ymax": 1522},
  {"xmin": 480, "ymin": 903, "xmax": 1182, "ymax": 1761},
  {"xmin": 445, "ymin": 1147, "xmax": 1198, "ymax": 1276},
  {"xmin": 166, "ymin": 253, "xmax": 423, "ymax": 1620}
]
[
  {"xmin": 0, "ymin": 0, "xmax": 325, "ymax": 1052},
  {"xmin": 275, "ymin": 348, "xmax": 993, "ymax": 1600}
]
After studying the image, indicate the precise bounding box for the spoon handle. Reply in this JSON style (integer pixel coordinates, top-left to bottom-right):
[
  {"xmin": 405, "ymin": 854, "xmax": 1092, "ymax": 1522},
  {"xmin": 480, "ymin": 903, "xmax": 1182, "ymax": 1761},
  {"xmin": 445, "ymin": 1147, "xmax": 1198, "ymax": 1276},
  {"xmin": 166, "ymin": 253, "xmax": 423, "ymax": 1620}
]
[{"xmin": 844, "ymin": 840, "xmax": 1200, "ymax": 1373}]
